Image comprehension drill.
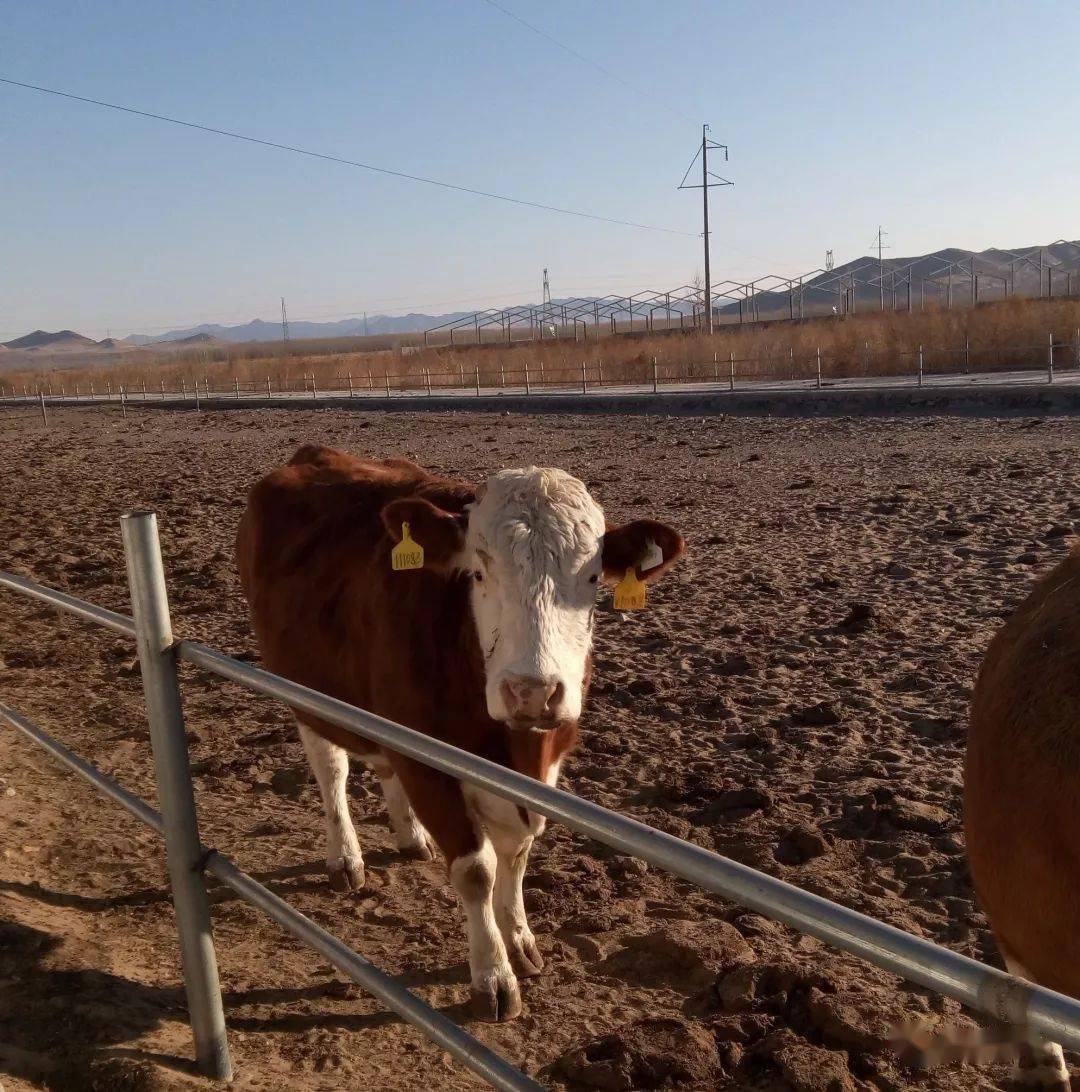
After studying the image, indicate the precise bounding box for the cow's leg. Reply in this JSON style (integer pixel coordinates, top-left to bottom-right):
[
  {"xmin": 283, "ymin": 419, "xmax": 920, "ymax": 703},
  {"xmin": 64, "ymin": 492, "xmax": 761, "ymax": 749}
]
[
  {"xmin": 1002, "ymin": 951, "xmax": 1070, "ymax": 1088},
  {"xmin": 393, "ymin": 760, "xmax": 520, "ymax": 1021},
  {"xmin": 488, "ymin": 826, "xmax": 543, "ymax": 977},
  {"xmin": 298, "ymin": 724, "xmax": 365, "ymax": 892},
  {"xmin": 363, "ymin": 753, "xmax": 435, "ymax": 860}
]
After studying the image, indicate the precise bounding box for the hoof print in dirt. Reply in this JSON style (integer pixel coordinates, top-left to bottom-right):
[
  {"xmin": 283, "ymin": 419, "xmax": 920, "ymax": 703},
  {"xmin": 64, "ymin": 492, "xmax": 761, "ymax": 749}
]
[
  {"xmin": 555, "ymin": 1017, "xmax": 722, "ymax": 1090},
  {"xmin": 599, "ymin": 920, "xmax": 755, "ymax": 994},
  {"xmin": 764, "ymin": 1029, "xmax": 857, "ymax": 1092},
  {"xmin": 792, "ymin": 701, "xmax": 842, "ymax": 728},
  {"xmin": 270, "ymin": 765, "xmax": 311, "ymax": 800},
  {"xmin": 775, "ymin": 824, "xmax": 830, "ymax": 866},
  {"xmin": 835, "ymin": 602, "xmax": 876, "ymax": 632}
]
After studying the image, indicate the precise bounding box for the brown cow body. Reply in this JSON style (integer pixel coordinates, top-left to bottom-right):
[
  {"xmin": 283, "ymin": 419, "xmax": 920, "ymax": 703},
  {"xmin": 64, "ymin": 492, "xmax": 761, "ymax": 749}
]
[
  {"xmin": 965, "ymin": 546, "xmax": 1080, "ymax": 1087},
  {"xmin": 237, "ymin": 445, "xmax": 684, "ymax": 1020}
]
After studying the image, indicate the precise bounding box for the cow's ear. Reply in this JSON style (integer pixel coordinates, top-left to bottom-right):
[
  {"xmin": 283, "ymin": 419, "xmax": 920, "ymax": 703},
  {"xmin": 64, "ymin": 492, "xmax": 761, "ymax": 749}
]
[
  {"xmin": 601, "ymin": 519, "xmax": 685, "ymax": 583},
  {"xmin": 381, "ymin": 498, "xmax": 467, "ymax": 571}
]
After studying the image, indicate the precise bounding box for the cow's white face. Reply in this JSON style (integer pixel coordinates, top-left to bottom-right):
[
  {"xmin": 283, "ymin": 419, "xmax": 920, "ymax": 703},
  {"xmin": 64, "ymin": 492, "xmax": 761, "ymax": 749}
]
[
  {"xmin": 381, "ymin": 465, "xmax": 685, "ymax": 728},
  {"xmin": 465, "ymin": 468, "xmax": 605, "ymax": 725}
]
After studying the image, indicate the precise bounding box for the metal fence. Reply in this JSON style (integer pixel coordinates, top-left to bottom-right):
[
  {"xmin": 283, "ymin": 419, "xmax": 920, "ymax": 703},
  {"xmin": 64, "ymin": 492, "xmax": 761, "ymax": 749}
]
[
  {"xmin": 4, "ymin": 513, "xmax": 1080, "ymax": 1089},
  {"xmin": 3, "ymin": 332, "xmax": 1080, "ymax": 416}
]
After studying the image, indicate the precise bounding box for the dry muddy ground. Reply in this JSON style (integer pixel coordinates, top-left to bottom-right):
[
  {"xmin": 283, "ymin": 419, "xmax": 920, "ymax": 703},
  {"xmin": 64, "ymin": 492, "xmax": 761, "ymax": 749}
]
[{"xmin": 1, "ymin": 405, "xmax": 1078, "ymax": 1092}]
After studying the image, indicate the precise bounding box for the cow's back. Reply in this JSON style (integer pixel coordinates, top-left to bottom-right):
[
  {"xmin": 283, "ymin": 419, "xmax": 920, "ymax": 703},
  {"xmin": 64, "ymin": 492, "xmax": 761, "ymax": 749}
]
[
  {"xmin": 964, "ymin": 546, "xmax": 1080, "ymax": 996},
  {"xmin": 236, "ymin": 446, "xmax": 480, "ymax": 730}
]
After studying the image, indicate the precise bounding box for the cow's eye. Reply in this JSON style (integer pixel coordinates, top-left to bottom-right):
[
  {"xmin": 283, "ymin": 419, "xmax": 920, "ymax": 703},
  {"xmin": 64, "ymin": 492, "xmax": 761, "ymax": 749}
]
[
  {"xmin": 588, "ymin": 573, "xmax": 598, "ymax": 584},
  {"xmin": 474, "ymin": 570, "xmax": 484, "ymax": 583}
]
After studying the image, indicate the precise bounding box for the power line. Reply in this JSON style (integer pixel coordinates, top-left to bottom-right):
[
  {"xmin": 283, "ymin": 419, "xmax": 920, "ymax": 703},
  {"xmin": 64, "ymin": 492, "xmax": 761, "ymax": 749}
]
[
  {"xmin": 479, "ymin": 0, "xmax": 696, "ymax": 124},
  {"xmin": 0, "ymin": 75, "xmax": 692, "ymax": 237}
]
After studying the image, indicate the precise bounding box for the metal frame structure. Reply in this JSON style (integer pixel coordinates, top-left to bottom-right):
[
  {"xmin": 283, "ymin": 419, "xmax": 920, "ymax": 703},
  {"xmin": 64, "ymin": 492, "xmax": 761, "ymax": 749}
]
[
  {"xmin": 6, "ymin": 514, "xmax": 1080, "ymax": 1087},
  {"xmin": 421, "ymin": 243, "xmax": 1080, "ymax": 346}
]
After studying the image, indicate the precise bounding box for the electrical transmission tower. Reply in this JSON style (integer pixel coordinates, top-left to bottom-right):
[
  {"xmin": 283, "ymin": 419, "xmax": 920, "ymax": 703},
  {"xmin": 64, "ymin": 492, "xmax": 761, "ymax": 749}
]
[
  {"xmin": 678, "ymin": 125, "xmax": 733, "ymax": 335},
  {"xmin": 280, "ymin": 297, "xmax": 290, "ymax": 351},
  {"xmin": 825, "ymin": 250, "xmax": 834, "ymax": 271},
  {"xmin": 542, "ymin": 268, "xmax": 553, "ymax": 335},
  {"xmin": 871, "ymin": 226, "xmax": 891, "ymax": 311}
]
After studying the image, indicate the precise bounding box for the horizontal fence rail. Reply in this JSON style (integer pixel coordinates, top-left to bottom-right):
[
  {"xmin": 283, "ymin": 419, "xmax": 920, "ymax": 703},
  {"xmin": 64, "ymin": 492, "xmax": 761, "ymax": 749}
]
[
  {"xmin": 0, "ymin": 701, "xmax": 539, "ymax": 1092},
  {"xmin": 5, "ymin": 545, "xmax": 1080, "ymax": 1088}
]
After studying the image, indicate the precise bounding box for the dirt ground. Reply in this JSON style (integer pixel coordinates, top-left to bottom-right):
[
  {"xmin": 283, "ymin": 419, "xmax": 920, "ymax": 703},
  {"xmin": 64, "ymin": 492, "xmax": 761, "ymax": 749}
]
[{"xmin": 1, "ymin": 404, "xmax": 1077, "ymax": 1092}]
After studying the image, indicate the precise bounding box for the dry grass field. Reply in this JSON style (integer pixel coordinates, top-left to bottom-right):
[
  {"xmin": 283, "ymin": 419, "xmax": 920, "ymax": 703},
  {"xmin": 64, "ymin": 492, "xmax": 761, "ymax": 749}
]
[
  {"xmin": 2, "ymin": 404, "xmax": 1079, "ymax": 1090},
  {"xmin": 5, "ymin": 296, "xmax": 1080, "ymax": 397}
]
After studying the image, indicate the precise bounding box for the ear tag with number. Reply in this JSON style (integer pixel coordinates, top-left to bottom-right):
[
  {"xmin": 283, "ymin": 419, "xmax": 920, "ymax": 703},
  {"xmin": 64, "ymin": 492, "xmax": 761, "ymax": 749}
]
[
  {"xmin": 640, "ymin": 538, "xmax": 664, "ymax": 573},
  {"xmin": 613, "ymin": 567, "xmax": 647, "ymax": 611},
  {"xmin": 391, "ymin": 522, "xmax": 424, "ymax": 571}
]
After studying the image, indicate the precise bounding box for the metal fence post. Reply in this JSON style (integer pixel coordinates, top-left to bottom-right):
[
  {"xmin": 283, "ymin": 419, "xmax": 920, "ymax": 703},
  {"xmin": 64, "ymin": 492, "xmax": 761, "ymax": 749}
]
[
  {"xmin": 524, "ymin": 360, "xmax": 530, "ymax": 394},
  {"xmin": 160, "ymin": 379, "xmax": 165, "ymax": 400},
  {"xmin": 39, "ymin": 391, "xmax": 48, "ymax": 428},
  {"xmin": 311, "ymin": 374, "xmax": 317, "ymax": 400},
  {"xmin": 651, "ymin": 357, "xmax": 658, "ymax": 394},
  {"xmin": 475, "ymin": 365, "xmax": 481, "ymax": 396},
  {"xmin": 121, "ymin": 386, "xmax": 128, "ymax": 418},
  {"xmin": 729, "ymin": 351, "xmax": 735, "ymax": 392},
  {"xmin": 194, "ymin": 381, "xmax": 201, "ymax": 413},
  {"xmin": 918, "ymin": 344, "xmax": 924, "ymax": 388},
  {"xmin": 1048, "ymin": 332, "xmax": 1055, "ymax": 384},
  {"xmin": 581, "ymin": 360, "xmax": 587, "ymax": 394},
  {"xmin": 386, "ymin": 372, "xmax": 392, "ymax": 397},
  {"xmin": 234, "ymin": 377, "xmax": 240, "ymax": 399},
  {"xmin": 816, "ymin": 348, "xmax": 822, "ymax": 389},
  {"xmin": 121, "ymin": 512, "xmax": 232, "ymax": 1081},
  {"xmin": 266, "ymin": 376, "xmax": 272, "ymax": 400},
  {"xmin": 347, "ymin": 373, "xmax": 353, "ymax": 398},
  {"xmin": 1075, "ymin": 328, "xmax": 1080, "ymax": 370}
]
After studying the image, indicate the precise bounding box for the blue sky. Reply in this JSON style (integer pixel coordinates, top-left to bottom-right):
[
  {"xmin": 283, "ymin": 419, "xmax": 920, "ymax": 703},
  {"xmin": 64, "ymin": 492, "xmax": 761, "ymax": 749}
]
[{"xmin": 3, "ymin": 1, "xmax": 1078, "ymax": 338}]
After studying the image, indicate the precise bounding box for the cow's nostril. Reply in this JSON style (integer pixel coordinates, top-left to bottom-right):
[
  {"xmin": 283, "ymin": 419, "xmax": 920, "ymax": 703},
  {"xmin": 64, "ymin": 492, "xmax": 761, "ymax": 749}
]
[{"xmin": 502, "ymin": 675, "xmax": 562, "ymax": 718}]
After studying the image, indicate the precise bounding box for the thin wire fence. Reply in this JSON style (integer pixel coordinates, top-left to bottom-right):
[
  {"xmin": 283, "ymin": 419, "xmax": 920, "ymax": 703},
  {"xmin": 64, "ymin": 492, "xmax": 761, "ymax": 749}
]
[{"xmin": 2, "ymin": 331, "xmax": 1079, "ymax": 411}]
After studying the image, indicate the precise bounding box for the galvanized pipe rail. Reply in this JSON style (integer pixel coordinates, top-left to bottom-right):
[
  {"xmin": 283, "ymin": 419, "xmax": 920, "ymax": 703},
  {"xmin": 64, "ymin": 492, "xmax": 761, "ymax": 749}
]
[
  {"xmin": 5, "ymin": 519, "xmax": 1080, "ymax": 1081},
  {"xmin": 0, "ymin": 702, "xmax": 540, "ymax": 1092}
]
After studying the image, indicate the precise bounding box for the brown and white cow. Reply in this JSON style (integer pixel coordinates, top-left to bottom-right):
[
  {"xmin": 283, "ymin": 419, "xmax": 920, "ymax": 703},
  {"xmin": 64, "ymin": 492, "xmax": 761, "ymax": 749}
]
[{"xmin": 236, "ymin": 445, "xmax": 684, "ymax": 1020}]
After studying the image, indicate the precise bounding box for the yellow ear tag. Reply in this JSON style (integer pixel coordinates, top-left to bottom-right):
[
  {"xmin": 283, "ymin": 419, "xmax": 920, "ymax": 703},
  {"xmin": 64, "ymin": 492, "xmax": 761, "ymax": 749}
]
[
  {"xmin": 613, "ymin": 567, "xmax": 647, "ymax": 611},
  {"xmin": 391, "ymin": 522, "xmax": 424, "ymax": 571}
]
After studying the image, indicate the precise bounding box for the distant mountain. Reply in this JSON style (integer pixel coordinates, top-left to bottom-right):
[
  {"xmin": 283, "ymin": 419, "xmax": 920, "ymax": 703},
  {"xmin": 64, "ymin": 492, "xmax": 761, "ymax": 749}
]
[
  {"xmin": 718, "ymin": 240, "xmax": 1080, "ymax": 316},
  {"xmin": 121, "ymin": 311, "xmax": 475, "ymax": 346},
  {"xmin": 3, "ymin": 329, "xmax": 100, "ymax": 351}
]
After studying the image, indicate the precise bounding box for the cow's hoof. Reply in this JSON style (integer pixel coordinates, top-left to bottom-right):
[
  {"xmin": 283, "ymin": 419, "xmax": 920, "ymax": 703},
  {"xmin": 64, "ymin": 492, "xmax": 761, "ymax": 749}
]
[
  {"xmin": 398, "ymin": 831, "xmax": 436, "ymax": 861},
  {"xmin": 327, "ymin": 856, "xmax": 365, "ymax": 891},
  {"xmin": 510, "ymin": 935, "xmax": 544, "ymax": 977},
  {"xmin": 471, "ymin": 973, "xmax": 522, "ymax": 1022}
]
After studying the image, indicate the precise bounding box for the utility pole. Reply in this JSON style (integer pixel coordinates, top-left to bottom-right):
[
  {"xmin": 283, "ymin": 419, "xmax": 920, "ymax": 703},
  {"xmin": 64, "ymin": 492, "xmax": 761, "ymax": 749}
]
[
  {"xmin": 874, "ymin": 226, "xmax": 890, "ymax": 311},
  {"xmin": 280, "ymin": 297, "xmax": 290, "ymax": 353},
  {"xmin": 679, "ymin": 126, "xmax": 732, "ymax": 336},
  {"xmin": 542, "ymin": 268, "xmax": 553, "ymax": 336},
  {"xmin": 701, "ymin": 128, "xmax": 711, "ymax": 333}
]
